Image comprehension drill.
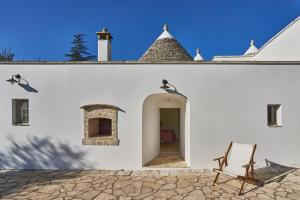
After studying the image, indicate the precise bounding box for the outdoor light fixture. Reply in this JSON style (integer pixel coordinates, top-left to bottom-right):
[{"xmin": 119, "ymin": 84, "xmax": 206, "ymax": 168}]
[
  {"xmin": 160, "ymin": 79, "xmax": 177, "ymax": 91},
  {"xmin": 6, "ymin": 74, "xmax": 22, "ymax": 85},
  {"xmin": 160, "ymin": 79, "xmax": 170, "ymax": 89}
]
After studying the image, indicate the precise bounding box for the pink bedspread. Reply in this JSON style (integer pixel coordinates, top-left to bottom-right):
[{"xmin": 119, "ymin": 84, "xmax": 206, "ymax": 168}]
[{"xmin": 160, "ymin": 129, "xmax": 176, "ymax": 144}]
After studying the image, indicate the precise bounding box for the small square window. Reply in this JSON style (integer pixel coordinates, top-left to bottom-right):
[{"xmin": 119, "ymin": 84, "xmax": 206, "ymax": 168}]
[
  {"xmin": 12, "ymin": 99, "xmax": 29, "ymax": 125},
  {"xmin": 267, "ymin": 104, "xmax": 282, "ymax": 127}
]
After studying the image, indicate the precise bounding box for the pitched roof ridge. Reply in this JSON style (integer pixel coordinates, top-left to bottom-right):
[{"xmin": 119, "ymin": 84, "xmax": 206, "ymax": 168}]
[{"xmin": 255, "ymin": 16, "xmax": 300, "ymax": 56}]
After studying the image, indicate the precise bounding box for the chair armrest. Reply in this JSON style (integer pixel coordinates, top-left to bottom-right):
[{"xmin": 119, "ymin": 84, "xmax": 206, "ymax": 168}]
[
  {"xmin": 242, "ymin": 162, "xmax": 256, "ymax": 168},
  {"xmin": 213, "ymin": 156, "xmax": 224, "ymax": 161}
]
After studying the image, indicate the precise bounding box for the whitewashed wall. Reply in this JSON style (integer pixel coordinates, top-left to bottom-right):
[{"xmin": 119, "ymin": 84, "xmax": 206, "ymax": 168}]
[{"xmin": 0, "ymin": 63, "xmax": 300, "ymax": 170}]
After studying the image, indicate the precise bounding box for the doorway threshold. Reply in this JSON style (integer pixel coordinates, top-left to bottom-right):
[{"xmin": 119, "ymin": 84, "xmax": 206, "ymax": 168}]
[{"xmin": 144, "ymin": 152, "xmax": 188, "ymax": 168}]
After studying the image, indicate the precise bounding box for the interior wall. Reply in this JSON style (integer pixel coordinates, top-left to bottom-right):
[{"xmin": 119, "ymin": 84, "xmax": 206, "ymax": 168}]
[
  {"xmin": 160, "ymin": 108, "xmax": 180, "ymax": 138},
  {"xmin": 184, "ymin": 102, "xmax": 190, "ymax": 165},
  {"xmin": 180, "ymin": 106, "xmax": 186, "ymax": 159},
  {"xmin": 142, "ymin": 97, "xmax": 160, "ymax": 166}
]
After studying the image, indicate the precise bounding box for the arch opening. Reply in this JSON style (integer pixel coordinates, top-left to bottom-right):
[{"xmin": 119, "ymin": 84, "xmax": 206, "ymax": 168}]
[{"xmin": 142, "ymin": 93, "xmax": 190, "ymax": 168}]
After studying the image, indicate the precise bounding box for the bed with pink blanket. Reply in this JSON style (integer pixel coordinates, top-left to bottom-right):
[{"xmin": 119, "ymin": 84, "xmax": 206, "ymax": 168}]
[{"xmin": 160, "ymin": 129, "xmax": 176, "ymax": 144}]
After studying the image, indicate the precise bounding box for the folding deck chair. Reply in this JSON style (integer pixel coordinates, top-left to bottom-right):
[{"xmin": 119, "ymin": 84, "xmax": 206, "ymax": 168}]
[{"xmin": 213, "ymin": 142, "xmax": 257, "ymax": 195}]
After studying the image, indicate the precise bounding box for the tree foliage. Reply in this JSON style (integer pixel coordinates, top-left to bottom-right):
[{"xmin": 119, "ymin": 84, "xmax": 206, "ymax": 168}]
[
  {"xmin": 65, "ymin": 34, "xmax": 96, "ymax": 61},
  {"xmin": 0, "ymin": 48, "xmax": 15, "ymax": 61}
]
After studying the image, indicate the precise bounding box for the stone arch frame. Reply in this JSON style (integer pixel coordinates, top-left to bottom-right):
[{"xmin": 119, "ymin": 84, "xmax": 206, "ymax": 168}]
[{"xmin": 142, "ymin": 93, "xmax": 190, "ymax": 166}]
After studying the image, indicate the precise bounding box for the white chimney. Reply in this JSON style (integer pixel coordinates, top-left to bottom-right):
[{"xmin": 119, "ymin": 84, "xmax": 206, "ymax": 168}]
[{"xmin": 96, "ymin": 28, "xmax": 113, "ymax": 61}]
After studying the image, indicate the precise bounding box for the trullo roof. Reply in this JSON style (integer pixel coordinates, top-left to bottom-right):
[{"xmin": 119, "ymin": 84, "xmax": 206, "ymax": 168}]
[{"xmin": 139, "ymin": 25, "xmax": 193, "ymax": 62}]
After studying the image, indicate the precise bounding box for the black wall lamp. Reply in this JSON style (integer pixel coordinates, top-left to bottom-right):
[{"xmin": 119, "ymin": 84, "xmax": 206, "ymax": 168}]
[
  {"xmin": 6, "ymin": 73, "xmax": 38, "ymax": 93},
  {"xmin": 160, "ymin": 79, "xmax": 177, "ymax": 92},
  {"xmin": 6, "ymin": 74, "xmax": 22, "ymax": 85}
]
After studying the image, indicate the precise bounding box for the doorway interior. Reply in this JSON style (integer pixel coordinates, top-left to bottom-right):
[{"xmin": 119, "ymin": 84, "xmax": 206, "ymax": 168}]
[
  {"xmin": 145, "ymin": 107, "xmax": 187, "ymax": 168},
  {"xmin": 160, "ymin": 108, "xmax": 180, "ymax": 154},
  {"xmin": 142, "ymin": 93, "xmax": 190, "ymax": 168}
]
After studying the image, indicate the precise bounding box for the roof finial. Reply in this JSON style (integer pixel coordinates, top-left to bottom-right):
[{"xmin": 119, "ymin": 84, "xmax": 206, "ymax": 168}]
[
  {"xmin": 244, "ymin": 39, "xmax": 258, "ymax": 55},
  {"xmin": 194, "ymin": 48, "xmax": 204, "ymax": 61},
  {"xmin": 163, "ymin": 24, "xmax": 168, "ymax": 31},
  {"xmin": 156, "ymin": 24, "xmax": 174, "ymax": 40}
]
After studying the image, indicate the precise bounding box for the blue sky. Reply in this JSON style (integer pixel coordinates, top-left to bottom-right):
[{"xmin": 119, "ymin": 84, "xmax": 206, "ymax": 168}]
[{"xmin": 0, "ymin": 0, "xmax": 299, "ymax": 61}]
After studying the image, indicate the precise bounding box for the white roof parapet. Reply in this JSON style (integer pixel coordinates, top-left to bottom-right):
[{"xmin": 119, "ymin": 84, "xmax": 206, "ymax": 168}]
[
  {"xmin": 213, "ymin": 55, "xmax": 254, "ymax": 61},
  {"xmin": 194, "ymin": 48, "xmax": 204, "ymax": 61},
  {"xmin": 244, "ymin": 40, "xmax": 259, "ymax": 55},
  {"xmin": 156, "ymin": 24, "xmax": 175, "ymax": 40},
  {"xmin": 213, "ymin": 40, "xmax": 258, "ymax": 61}
]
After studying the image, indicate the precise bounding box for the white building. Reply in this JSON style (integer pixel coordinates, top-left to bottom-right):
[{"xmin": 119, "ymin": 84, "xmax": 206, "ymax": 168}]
[{"xmin": 1, "ymin": 17, "xmax": 300, "ymax": 170}]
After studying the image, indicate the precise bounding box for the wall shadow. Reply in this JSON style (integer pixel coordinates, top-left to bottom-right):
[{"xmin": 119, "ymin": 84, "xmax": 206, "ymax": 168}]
[
  {"xmin": 164, "ymin": 88, "xmax": 187, "ymax": 99},
  {"xmin": 0, "ymin": 136, "xmax": 90, "ymax": 169},
  {"xmin": 18, "ymin": 82, "xmax": 38, "ymax": 93},
  {"xmin": 0, "ymin": 136, "xmax": 91, "ymax": 198}
]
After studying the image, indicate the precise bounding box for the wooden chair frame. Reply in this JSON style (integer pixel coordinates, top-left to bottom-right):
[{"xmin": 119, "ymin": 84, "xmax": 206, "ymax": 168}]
[{"xmin": 212, "ymin": 142, "xmax": 257, "ymax": 195}]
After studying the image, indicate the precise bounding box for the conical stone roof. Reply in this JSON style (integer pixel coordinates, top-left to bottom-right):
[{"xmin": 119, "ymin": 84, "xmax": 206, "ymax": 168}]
[{"xmin": 139, "ymin": 25, "xmax": 193, "ymax": 62}]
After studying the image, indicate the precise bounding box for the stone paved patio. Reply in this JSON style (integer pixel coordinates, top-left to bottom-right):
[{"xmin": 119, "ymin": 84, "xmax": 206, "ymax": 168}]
[{"xmin": 0, "ymin": 165, "xmax": 299, "ymax": 200}]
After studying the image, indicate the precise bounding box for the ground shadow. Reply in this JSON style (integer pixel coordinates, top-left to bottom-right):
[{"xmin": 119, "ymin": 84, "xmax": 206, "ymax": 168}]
[
  {"xmin": 238, "ymin": 159, "xmax": 298, "ymax": 195},
  {"xmin": 254, "ymin": 159, "xmax": 297, "ymax": 185},
  {"xmin": 0, "ymin": 170, "xmax": 83, "ymax": 198},
  {"xmin": 0, "ymin": 136, "xmax": 91, "ymax": 198},
  {"xmin": 215, "ymin": 159, "xmax": 298, "ymax": 195}
]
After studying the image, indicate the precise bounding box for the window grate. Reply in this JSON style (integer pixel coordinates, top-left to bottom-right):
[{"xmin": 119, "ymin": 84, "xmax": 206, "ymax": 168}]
[{"xmin": 12, "ymin": 99, "xmax": 29, "ymax": 125}]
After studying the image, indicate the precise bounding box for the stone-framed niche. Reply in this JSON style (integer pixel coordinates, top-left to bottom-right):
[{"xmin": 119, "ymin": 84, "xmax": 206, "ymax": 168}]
[{"xmin": 81, "ymin": 104, "xmax": 119, "ymax": 145}]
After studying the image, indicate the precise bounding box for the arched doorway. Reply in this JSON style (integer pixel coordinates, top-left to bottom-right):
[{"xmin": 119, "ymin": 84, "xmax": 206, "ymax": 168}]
[{"xmin": 142, "ymin": 93, "xmax": 190, "ymax": 167}]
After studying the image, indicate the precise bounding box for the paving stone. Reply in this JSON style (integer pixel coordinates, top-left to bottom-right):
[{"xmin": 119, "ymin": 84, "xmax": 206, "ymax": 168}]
[
  {"xmin": 161, "ymin": 183, "xmax": 176, "ymax": 190},
  {"xmin": 287, "ymin": 190, "xmax": 300, "ymax": 200},
  {"xmin": 257, "ymin": 193, "xmax": 274, "ymax": 200},
  {"xmin": 281, "ymin": 182, "xmax": 300, "ymax": 190},
  {"xmin": 79, "ymin": 191, "xmax": 101, "ymax": 200},
  {"xmin": 177, "ymin": 180, "xmax": 190, "ymax": 188},
  {"xmin": 188, "ymin": 190, "xmax": 206, "ymax": 199},
  {"xmin": 114, "ymin": 179, "xmax": 132, "ymax": 189},
  {"xmin": 94, "ymin": 192, "xmax": 116, "ymax": 200},
  {"xmin": 0, "ymin": 168, "xmax": 299, "ymax": 199},
  {"xmin": 75, "ymin": 182, "xmax": 93, "ymax": 191},
  {"xmin": 119, "ymin": 197, "xmax": 132, "ymax": 200},
  {"xmin": 171, "ymin": 195, "xmax": 183, "ymax": 200},
  {"xmin": 153, "ymin": 189, "xmax": 177, "ymax": 198}
]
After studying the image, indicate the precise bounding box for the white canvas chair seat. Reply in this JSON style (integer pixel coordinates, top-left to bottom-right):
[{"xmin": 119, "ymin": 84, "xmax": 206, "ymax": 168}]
[
  {"xmin": 213, "ymin": 142, "xmax": 257, "ymax": 195},
  {"xmin": 224, "ymin": 143, "xmax": 254, "ymax": 176}
]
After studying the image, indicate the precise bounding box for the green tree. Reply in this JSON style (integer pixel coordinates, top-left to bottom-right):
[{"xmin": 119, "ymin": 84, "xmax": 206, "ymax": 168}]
[
  {"xmin": 65, "ymin": 34, "xmax": 96, "ymax": 61},
  {"xmin": 0, "ymin": 47, "xmax": 15, "ymax": 61}
]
